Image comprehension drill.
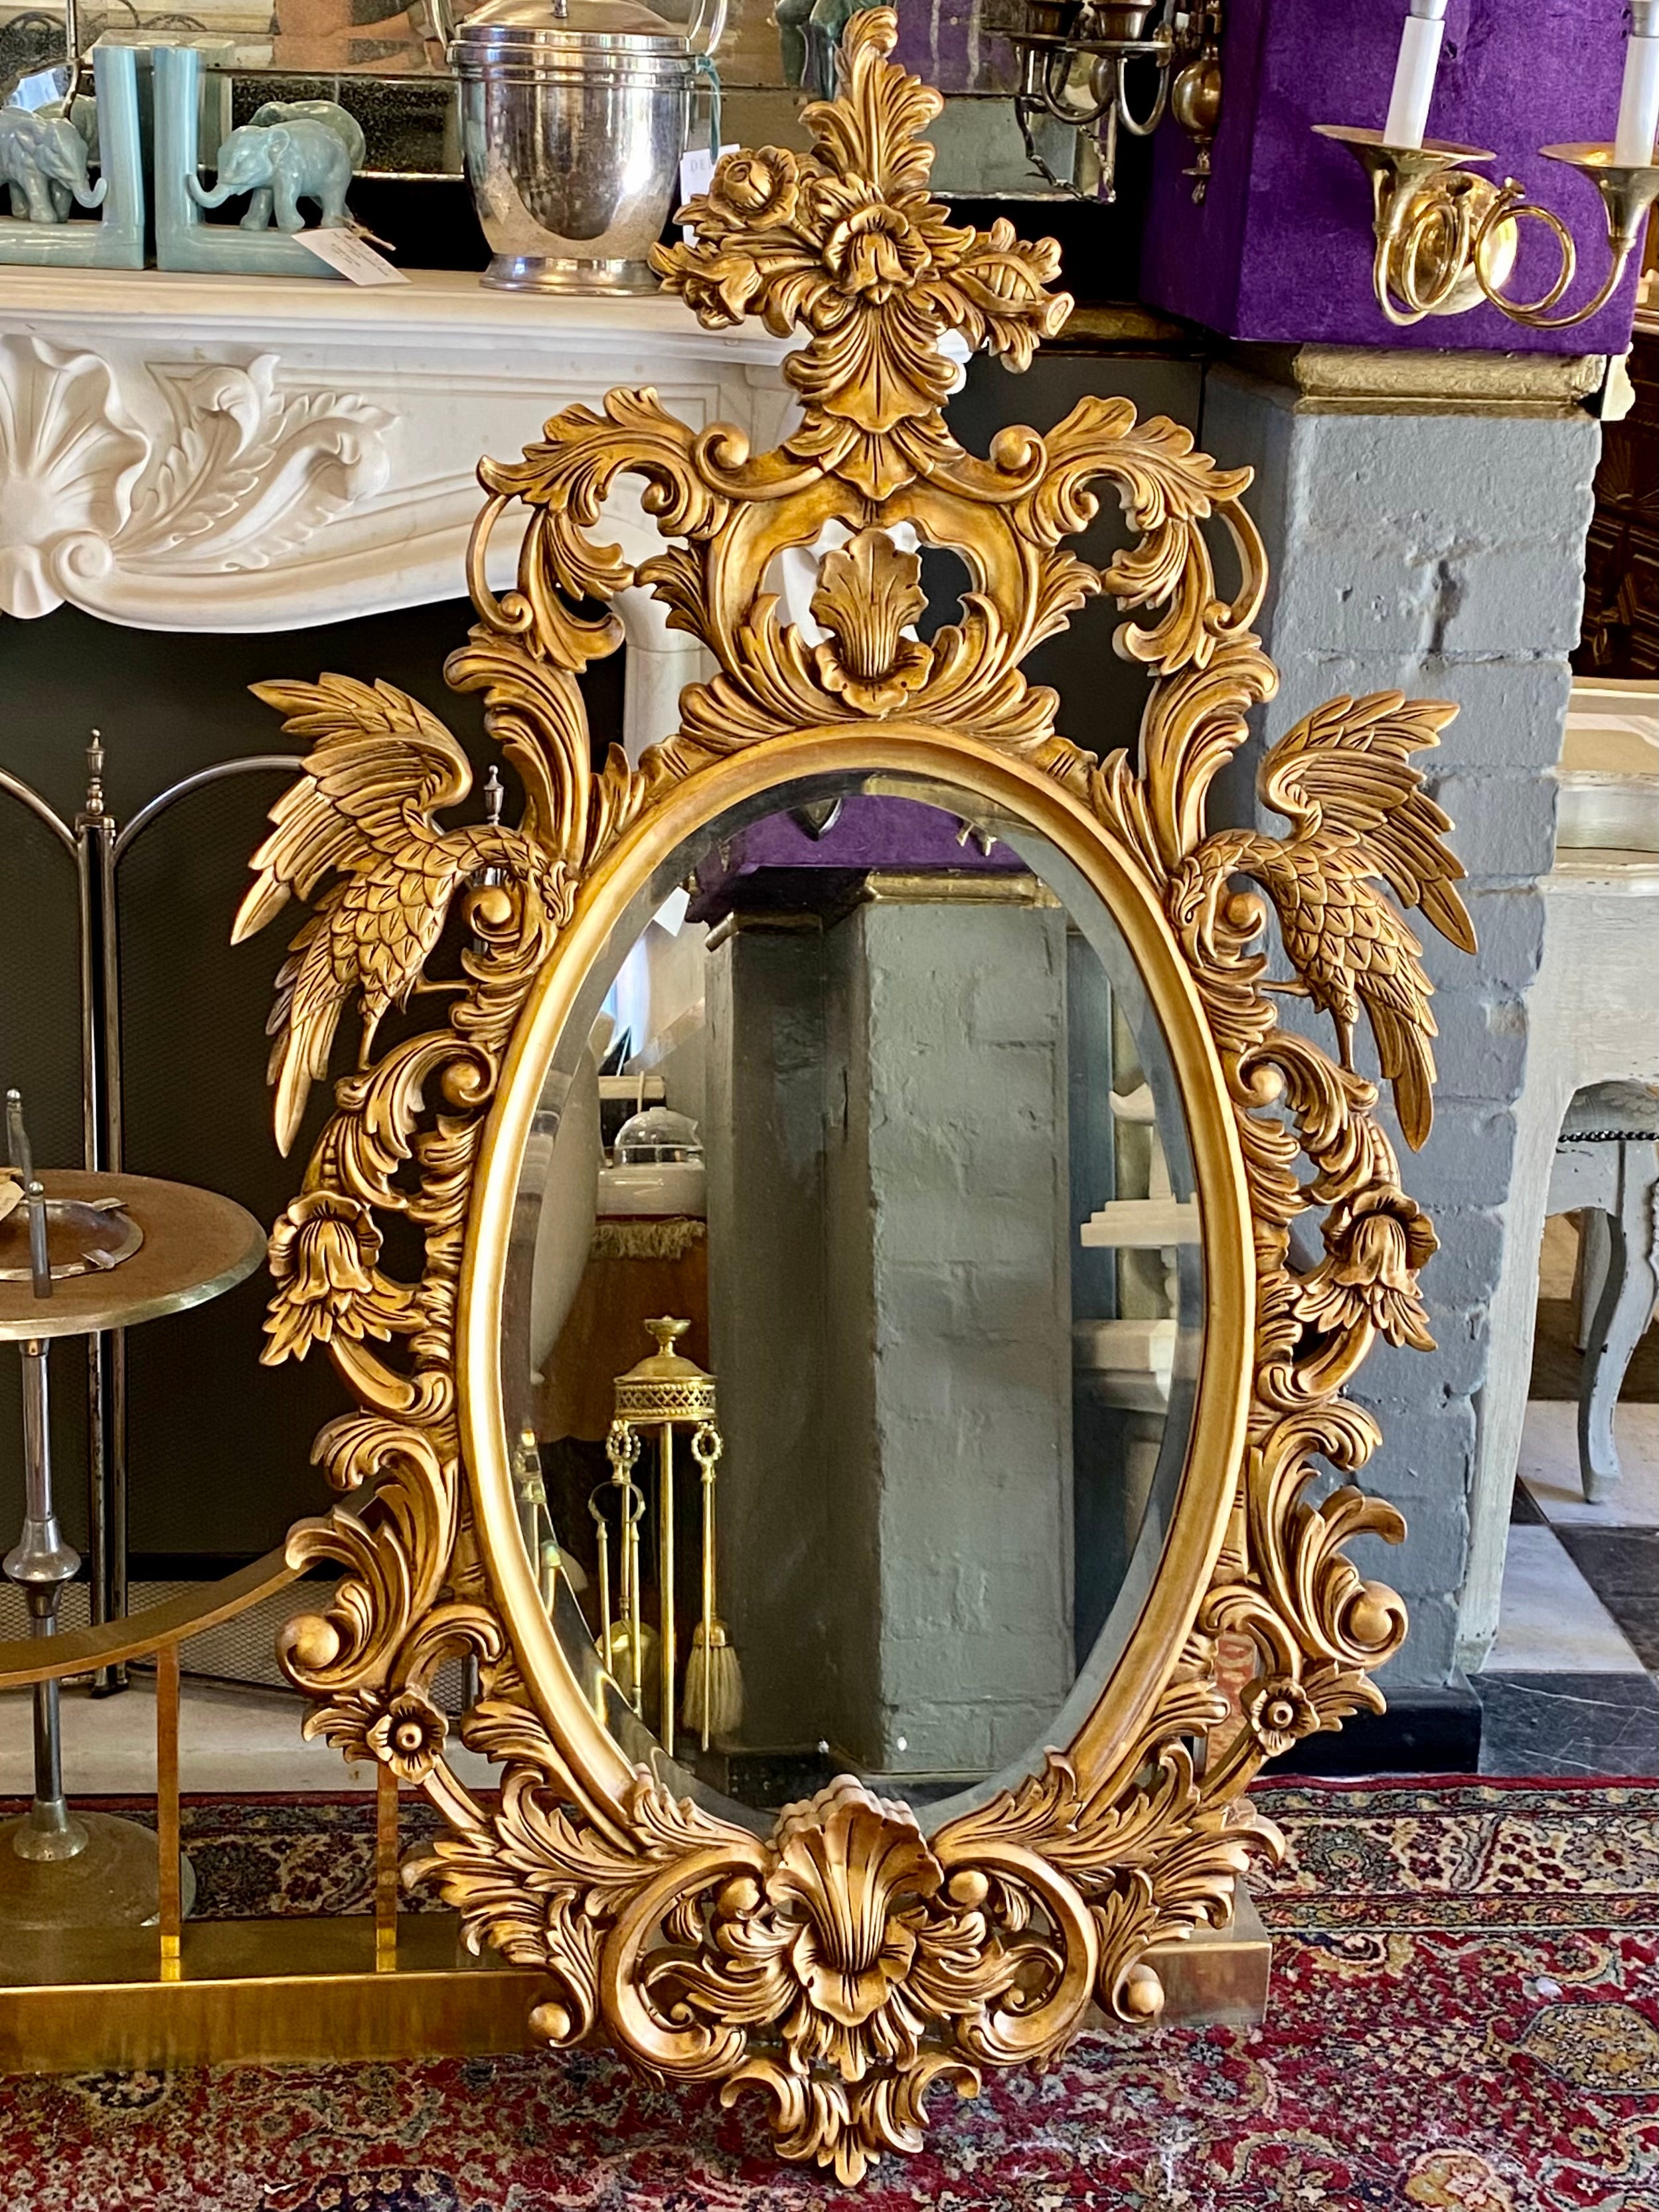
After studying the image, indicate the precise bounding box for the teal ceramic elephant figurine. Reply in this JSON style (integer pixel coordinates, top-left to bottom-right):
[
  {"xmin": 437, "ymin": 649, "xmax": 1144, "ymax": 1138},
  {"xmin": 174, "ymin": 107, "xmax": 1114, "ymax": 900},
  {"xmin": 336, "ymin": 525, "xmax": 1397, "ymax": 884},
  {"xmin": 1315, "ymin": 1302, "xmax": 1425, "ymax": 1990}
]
[
  {"xmin": 187, "ymin": 100, "xmax": 361, "ymax": 231},
  {"xmin": 0, "ymin": 105, "xmax": 107, "ymax": 223}
]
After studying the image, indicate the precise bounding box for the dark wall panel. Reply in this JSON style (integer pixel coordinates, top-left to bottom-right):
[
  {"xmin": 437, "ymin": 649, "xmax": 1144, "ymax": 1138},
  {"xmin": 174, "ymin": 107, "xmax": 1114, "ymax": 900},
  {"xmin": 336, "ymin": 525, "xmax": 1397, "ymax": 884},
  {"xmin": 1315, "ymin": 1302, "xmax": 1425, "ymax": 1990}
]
[{"xmin": 0, "ymin": 598, "xmax": 620, "ymax": 1563}]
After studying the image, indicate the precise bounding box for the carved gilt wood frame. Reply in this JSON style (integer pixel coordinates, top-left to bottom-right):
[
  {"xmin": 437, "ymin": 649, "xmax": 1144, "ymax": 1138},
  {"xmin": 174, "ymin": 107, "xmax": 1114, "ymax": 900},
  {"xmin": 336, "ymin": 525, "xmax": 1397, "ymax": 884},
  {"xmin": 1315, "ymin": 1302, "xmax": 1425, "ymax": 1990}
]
[{"xmin": 238, "ymin": 13, "xmax": 1473, "ymax": 2181}]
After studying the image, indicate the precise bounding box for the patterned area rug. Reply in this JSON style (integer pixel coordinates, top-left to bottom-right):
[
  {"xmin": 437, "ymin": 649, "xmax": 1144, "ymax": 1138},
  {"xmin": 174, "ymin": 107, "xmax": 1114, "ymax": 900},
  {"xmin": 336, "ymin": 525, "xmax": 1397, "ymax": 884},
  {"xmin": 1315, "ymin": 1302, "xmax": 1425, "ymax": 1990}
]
[{"xmin": 0, "ymin": 1778, "xmax": 1653, "ymax": 2211}]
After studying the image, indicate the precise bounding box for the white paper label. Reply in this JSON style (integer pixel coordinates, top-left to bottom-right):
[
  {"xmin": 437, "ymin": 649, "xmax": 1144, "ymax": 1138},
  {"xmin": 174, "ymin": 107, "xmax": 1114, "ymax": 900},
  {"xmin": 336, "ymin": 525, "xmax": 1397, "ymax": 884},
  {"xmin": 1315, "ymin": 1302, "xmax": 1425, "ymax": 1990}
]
[
  {"xmin": 293, "ymin": 229, "xmax": 409, "ymax": 286},
  {"xmin": 10, "ymin": 66, "xmax": 71, "ymax": 112},
  {"xmin": 678, "ymin": 143, "xmax": 740, "ymax": 236},
  {"xmin": 653, "ymin": 885, "xmax": 691, "ymax": 937}
]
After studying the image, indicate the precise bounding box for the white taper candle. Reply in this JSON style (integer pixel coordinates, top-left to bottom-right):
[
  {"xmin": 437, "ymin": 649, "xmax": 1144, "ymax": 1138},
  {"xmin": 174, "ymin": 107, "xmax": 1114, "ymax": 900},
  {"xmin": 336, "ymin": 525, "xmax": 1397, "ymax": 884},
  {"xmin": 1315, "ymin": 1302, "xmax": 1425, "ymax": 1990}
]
[
  {"xmin": 1383, "ymin": 0, "xmax": 1450, "ymax": 150},
  {"xmin": 1613, "ymin": 0, "xmax": 1659, "ymax": 166}
]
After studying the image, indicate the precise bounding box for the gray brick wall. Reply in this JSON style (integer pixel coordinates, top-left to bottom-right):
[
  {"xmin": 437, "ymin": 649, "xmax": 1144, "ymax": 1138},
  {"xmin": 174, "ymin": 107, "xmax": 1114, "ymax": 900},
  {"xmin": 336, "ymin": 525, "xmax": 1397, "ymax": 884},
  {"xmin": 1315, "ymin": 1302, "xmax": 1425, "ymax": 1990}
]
[
  {"xmin": 706, "ymin": 894, "xmax": 1076, "ymax": 1771},
  {"xmin": 852, "ymin": 900, "xmax": 1074, "ymax": 1775},
  {"xmin": 1200, "ymin": 366, "xmax": 1599, "ymax": 1690}
]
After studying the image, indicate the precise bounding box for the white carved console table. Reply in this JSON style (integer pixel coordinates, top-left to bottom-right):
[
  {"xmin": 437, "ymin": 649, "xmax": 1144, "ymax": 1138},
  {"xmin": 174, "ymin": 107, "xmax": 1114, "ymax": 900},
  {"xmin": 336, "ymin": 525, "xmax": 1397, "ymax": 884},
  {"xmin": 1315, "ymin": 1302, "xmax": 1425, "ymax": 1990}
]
[{"xmin": 0, "ymin": 267, "xmax": 795, "ymax": 757}]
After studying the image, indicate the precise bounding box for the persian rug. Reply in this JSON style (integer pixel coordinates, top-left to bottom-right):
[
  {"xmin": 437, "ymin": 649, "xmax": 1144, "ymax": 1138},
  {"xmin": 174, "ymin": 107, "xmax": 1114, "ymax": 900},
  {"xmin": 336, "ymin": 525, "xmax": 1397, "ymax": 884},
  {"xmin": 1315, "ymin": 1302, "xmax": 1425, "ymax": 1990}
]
[{"xmin": 0, "ymin": 1777, "xmax": 1653, "ymax": 2212}]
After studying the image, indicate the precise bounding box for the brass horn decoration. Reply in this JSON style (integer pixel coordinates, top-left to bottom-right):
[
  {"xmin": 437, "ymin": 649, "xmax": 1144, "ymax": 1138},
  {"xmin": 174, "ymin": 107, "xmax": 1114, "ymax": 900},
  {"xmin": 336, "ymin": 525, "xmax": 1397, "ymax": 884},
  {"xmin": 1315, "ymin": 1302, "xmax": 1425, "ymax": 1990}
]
[{"xmin": 239, "ymin": 10, "xmax": 1472, "ymax": 2184}]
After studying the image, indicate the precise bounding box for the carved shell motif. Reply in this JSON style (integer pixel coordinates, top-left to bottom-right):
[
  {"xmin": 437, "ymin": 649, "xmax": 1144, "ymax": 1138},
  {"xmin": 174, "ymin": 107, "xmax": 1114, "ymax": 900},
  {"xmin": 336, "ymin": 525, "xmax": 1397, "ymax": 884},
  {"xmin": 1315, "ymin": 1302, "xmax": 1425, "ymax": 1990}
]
[
  {"xmin": 236, "ymin": 9, "xmax": 1473, "ymax": 2184},
  {"xmin": 810, "ymin": 528, "xmax": 931, "ymax": 712}
]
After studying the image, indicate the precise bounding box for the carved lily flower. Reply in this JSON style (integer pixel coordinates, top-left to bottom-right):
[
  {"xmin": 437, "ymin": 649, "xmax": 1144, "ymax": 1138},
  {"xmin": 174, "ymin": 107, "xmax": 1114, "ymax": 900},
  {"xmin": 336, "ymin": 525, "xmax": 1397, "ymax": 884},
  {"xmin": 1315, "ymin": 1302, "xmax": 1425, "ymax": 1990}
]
[
  {"xmin": 815, "ymin": 181, "xmax": 937, "ymax": 307},
  {"xmin": 1296, "ymin": 1186, "xmax": 1437, "ymax": 1350},
  {"xmin": 1245, "ymin": 1676, "xmax": 1318, "ymax": 1759},
  {"xmin": 809, "ymin": 528, "xmax": 931, "ymax": 714},
  {"xmin": 264, "ymin": 1190, "xmax": 383, "ymax": 1362},
  {"xmin": 366, "ymin": 1687, "xmax": 448, "ymax": 1784}
]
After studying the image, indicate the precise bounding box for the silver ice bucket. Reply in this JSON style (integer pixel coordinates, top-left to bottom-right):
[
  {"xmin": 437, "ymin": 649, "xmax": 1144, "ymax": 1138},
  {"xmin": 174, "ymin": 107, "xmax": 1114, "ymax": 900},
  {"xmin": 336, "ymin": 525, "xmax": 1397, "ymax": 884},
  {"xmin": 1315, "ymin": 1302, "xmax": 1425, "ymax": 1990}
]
[{"xmin": 451, "ymin": 0, "xmax": 724, "ymax": 294}]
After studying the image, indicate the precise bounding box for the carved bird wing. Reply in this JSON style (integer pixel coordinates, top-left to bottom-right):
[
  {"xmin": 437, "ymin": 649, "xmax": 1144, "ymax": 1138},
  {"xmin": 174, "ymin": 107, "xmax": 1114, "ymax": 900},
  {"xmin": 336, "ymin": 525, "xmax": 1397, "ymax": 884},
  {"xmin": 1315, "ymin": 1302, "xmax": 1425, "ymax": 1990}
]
[
  {"xmin": 1258, "ymin": 691, "xmax": 1476, "ymax": 959},
  {"xmin": 1269, "ymin": 853, "xmax": 1442, "ymax": 1150},
  {"xmin": 1251, "ymin": 692, "xmax": 1476, "ymax": 1152},
  {"xmin": 234, "ymin": 676, "xmax": 477, "ymax": 1154}
]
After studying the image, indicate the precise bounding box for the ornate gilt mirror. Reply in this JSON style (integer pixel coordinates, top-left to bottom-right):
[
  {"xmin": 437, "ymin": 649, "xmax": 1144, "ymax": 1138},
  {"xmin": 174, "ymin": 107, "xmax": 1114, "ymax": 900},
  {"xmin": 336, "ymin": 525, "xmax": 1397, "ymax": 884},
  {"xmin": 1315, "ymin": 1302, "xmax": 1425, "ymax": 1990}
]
[{"xmin": 239, "ymin": 11, "xmax": 1472, "ymax": 2181}]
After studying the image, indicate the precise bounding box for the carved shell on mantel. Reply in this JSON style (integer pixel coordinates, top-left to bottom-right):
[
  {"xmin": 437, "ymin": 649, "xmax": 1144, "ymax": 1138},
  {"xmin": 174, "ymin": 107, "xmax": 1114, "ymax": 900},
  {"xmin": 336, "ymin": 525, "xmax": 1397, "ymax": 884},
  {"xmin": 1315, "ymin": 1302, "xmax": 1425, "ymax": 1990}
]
[{"xmin": 0, "ymin": 335, "xmax": 391, "ymax": 623}]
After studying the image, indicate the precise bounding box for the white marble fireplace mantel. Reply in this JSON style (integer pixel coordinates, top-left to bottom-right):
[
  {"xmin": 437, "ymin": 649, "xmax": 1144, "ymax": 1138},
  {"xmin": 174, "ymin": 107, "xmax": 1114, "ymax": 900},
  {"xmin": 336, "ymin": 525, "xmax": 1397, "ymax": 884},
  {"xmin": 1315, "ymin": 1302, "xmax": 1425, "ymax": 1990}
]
[{"xmin": 0, "ymin": 266, "xmax": 797, "ymax": 754}]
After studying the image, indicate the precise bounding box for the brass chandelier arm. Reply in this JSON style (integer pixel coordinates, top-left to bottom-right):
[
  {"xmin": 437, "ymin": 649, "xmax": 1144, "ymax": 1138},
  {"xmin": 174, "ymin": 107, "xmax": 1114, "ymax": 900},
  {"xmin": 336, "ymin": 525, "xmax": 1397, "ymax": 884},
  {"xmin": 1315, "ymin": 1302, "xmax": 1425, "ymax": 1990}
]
[
  {"xmin": 1008, "ymin": 0, "xmax": 1220, "ymax": 201},
  {"xmin": 1114, "ymin": 45, "xmax": 1171, "ymax": 135},
  {"xmin": 1017, "ymin": 36, "xmax": 1163, "ymax": 130}
]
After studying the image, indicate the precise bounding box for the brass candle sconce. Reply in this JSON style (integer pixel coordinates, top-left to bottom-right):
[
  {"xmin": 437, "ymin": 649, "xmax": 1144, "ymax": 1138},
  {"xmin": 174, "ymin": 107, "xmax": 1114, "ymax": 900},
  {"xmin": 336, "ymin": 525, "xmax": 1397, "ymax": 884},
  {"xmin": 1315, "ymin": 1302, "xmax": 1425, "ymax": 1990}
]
[
  {"xmin": 1316, "ymin": 124, "xmax": 1659, "ymax": 330},
  {"xmin": 1316, "ymin": 0, "xmax": 1659, "ymax": 330},
  {"xmin": 1008, "ymin": 0, "xmax": 1224, "ymax": 202}
]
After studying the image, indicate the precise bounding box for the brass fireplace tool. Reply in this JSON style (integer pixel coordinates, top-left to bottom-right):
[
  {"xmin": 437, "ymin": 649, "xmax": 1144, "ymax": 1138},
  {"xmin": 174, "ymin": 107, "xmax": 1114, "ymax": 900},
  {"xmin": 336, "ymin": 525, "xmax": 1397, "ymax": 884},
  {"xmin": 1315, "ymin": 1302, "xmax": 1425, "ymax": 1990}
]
[{"xmin": 595, "ymin": 1318, "xmax": 740, "ymax": 1755}]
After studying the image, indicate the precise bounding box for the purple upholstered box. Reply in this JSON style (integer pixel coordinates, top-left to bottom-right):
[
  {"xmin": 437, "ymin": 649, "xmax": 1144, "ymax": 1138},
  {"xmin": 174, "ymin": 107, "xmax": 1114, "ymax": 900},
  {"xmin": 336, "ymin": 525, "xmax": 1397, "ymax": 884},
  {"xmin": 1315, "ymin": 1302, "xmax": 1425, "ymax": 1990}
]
[
  {"xmin": 688, "ymin": 795, "xmax": 1028, "ymax": 925},
  {"xmin": 1141, "ymin": 0, "xmax": 1641, "ymax": 353}
]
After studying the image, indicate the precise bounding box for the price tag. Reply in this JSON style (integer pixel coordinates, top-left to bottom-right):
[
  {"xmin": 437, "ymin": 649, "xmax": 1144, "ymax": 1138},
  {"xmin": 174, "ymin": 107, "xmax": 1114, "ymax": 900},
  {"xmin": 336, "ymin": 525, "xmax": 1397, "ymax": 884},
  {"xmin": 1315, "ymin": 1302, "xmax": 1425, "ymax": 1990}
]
[
  {"xmin": 678, "ymin": 143, "xmax": 739, "ymax": 236},
  {"xmin": 293, "ymin": 229, "xmax": 409, "ymax": 286},
  {"xmin": 9, "ymin": 67, "xmax": 71, "ymax": 112}
]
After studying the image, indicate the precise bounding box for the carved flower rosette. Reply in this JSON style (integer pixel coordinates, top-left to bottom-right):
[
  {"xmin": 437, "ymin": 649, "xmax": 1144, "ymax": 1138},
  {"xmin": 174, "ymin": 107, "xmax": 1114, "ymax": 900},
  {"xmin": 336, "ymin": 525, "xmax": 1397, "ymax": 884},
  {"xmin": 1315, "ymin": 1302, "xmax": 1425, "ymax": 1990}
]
[{"xmin": 236, "ymin": 12, "xmax": 1474, "ymax": 2185}]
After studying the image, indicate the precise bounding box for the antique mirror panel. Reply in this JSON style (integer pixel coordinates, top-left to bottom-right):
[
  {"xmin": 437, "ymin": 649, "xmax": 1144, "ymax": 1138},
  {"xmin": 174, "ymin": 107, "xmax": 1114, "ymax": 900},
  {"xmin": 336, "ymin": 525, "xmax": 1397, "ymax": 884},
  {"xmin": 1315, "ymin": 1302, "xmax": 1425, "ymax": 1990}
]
[
  {"xmin": 490, "ymin": 769, "xmax": 1215, "ymax": 1836},
  {"xmin": 246, "ymin": 15, "xmax": 1470, "ymax": 2180}
]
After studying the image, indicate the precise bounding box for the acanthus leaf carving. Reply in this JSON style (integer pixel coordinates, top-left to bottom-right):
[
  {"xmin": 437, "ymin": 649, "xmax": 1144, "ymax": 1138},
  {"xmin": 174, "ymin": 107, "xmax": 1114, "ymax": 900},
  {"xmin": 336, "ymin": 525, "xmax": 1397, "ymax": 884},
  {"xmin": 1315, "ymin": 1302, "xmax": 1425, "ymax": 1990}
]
[{"xmin": 0, "ymin": 335, "xmax": 391, "ymax": 620}]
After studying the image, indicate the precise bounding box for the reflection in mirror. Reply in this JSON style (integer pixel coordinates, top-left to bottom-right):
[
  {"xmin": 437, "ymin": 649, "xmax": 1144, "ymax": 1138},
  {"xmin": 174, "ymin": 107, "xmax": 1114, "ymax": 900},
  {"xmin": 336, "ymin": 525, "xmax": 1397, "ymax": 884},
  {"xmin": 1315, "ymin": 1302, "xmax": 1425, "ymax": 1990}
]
[
  {"xmin": 502, "ymin": 775, "xmax": 1204, "ymax": 1832},
  {"xmin": 2, "ymin": 0, "xmax": 793, "ymax": 87}
]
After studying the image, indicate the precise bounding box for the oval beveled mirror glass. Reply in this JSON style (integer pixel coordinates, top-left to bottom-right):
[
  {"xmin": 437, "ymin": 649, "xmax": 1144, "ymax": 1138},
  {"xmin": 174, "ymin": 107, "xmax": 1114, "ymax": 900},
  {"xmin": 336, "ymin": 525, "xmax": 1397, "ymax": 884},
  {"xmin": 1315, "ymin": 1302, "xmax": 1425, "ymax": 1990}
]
[{"xmin": 499, "ymin": 769, "xmax": 1204, "ymax": 1831}]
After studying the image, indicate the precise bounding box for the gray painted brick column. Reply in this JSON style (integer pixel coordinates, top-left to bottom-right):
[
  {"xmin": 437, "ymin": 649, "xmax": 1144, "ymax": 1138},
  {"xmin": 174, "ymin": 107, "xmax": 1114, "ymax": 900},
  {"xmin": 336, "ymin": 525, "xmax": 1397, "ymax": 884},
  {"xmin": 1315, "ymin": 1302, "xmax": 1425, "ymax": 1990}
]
[
  {"xmin": 1199, "ymin": 364, "xmax": 1599, "ymax": 1690},
  {"xmin": 703, "ymin": 894, "xmax": 1075, "ymax": 1771},
  {"xmin": 829, "ymin": 897, "xmax": 1075, "ymax": 1777}
]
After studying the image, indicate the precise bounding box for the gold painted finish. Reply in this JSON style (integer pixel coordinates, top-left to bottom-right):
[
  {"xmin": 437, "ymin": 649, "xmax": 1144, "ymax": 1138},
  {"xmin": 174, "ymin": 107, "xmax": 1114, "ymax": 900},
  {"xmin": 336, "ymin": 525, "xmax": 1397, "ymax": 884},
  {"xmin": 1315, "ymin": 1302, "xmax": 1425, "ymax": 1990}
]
[
  {"xmin": 0, "ymin": 1917, "xmax": 562, "ymax": 2070},
  {"xmin": 0, "ymin": 1190, "xmax": 143, "ymax": 1283},
  {"xmin": 1231, "ymin": 343, "xmax": 1605, "ymax": 420},
  {"xmin": 0, "ymin": 1811, "xmax": 167, "ymax": 1948},
  {"xmin": 0, "ymin": 1172, "xmax": 264, "ymax": 1344},
  {"xmin": 1135, "ymin": 1885, "xmax": 1270, "ymax": 2029},
  {"xmin": 0, "ymin": 1904, "xmax": 1260, "ymax": 2069},
  {"xmin": 0, "ymin": 1545, "xmax": 297, "ymax": 1687},
  {"xmin": 236, "ymin": 13, "xmax": 1470, "ymax": 2182},
  {"xmin": 157, "ymin": 1642, "xmax": 184, "ymax": 1980},
  {"xmin": 376, "ymin": 1765, "xmax": 402, "ymax": 1972}
]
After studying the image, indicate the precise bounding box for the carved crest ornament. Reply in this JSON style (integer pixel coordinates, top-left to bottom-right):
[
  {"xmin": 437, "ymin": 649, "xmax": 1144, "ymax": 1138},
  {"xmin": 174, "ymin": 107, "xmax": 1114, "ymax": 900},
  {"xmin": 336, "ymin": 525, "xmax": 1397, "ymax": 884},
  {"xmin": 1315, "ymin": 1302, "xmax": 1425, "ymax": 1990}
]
[{"xmin": 237, "ymin": 13, "xmax": 1473, "ymax": 2183}]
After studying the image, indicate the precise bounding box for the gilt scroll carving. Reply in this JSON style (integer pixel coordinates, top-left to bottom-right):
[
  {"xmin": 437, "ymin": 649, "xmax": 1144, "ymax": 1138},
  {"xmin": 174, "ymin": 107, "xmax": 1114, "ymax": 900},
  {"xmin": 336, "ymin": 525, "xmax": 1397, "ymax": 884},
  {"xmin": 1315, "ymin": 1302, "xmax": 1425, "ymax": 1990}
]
[{"xmin": 238, "ymin": 12, "xmax": 1472, "ymax": 2182}]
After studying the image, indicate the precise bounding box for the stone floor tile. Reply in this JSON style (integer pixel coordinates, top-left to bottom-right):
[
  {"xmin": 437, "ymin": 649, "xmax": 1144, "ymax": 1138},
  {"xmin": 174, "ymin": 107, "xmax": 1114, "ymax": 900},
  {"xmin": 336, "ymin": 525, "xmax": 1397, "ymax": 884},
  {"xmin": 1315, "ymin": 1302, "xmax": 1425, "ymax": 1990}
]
[
  {"xmin": 1474, "ymin": 1671, "xmax": 1659, "ymax": 1778},
  {"xmin": 1556, "ymin": 1526, "xmax": 1659, "ymax": 1672},
  {"xmin": 1520, "ymin": 1399, "xmax": 1659, "ymax": 1529},
  {"xmin": 1484, "ymin": 1526, "xmax": 1647, "ymax": 1674}
]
